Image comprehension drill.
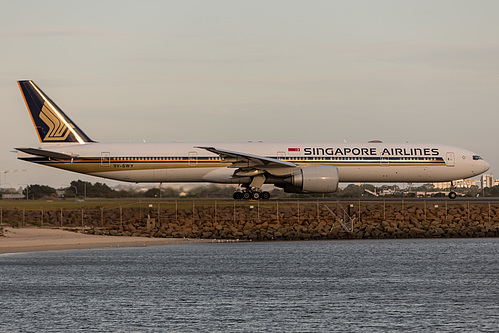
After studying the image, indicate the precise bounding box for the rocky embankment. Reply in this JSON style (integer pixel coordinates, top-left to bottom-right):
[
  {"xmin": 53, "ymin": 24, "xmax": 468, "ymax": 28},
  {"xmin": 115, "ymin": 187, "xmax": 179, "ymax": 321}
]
[{"xmin": 2, "ymin": 201, "xmax": 499, "ymax": 240}]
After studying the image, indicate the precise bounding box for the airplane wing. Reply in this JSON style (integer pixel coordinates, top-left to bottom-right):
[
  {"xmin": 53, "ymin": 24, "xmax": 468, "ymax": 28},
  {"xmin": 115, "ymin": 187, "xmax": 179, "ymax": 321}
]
[
  {"xmin": 195, "ymin": 146, "xmax": 296, "ymax": 168},
  {"xmin": 16, "ymin": 148, "xmax": 78, "ymax": 160}
]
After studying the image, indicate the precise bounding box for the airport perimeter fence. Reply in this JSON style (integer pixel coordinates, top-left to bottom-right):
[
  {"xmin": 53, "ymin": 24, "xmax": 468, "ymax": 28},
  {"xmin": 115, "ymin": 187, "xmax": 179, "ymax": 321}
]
[{"xmin": 2, "ymin": 199, "xmax": 499, "ymax": 237}]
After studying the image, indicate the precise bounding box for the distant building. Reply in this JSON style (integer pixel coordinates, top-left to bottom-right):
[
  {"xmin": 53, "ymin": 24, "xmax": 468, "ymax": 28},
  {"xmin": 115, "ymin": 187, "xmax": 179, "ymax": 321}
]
[
  {"xmin": 433, "ymin": 178, "xmax": 479, "ymax": 189},
  {"xmin": 380, "ymin": 189, "xmax": 396, "ymax": 196},
  {"xmin": 2, "ymin": 193, "xmax": 25, "ymax": 199},
  {"xmin": 481, "ymin": 174, "xmax": 495, "ymax": 188}
]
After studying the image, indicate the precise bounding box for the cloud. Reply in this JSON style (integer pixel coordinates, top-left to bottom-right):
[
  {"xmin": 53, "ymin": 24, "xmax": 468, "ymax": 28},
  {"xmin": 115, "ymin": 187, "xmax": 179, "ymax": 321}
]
[
  {"xmin": 126, "ymin": 54, "xmax": 301, "ymax": 64},
  {"xmin": 357, "ymin": 41, "xmax": 499, "ymax": 74},
  {"xmin": 1, "ymin": 26, "xmax": 105, "ymax": 38}
]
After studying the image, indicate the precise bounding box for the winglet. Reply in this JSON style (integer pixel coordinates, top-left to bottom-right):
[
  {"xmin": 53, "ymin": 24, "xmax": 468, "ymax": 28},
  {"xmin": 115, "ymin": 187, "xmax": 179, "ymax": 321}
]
[{"xmin": 18, "ymin": 80, "xmax": 94, "ymax": 144}]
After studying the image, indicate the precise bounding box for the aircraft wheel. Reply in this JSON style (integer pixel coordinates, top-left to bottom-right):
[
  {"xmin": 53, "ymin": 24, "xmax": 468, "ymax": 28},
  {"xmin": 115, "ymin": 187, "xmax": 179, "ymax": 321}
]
[
  {"xmin": 233, "ymin": 192, "xmax": 243, "ymax": 200},
  {"xmin": 261, "ymin": 191, "xmax": 271, "ymax": 200},
  {"xmin": 242, "ymin": 192, "xmax": 252, "ymax": 200},
  {"xmin": 448, "ymin": 191, "xmax": 457, "ymax": 199},
  {"xmin": 252, "ymin": 192, "xmax": 261, "ymax": 200}
]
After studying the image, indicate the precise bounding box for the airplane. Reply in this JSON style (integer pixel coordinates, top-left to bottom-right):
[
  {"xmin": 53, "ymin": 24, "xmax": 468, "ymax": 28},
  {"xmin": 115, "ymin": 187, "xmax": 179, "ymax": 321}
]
[{"xmin": 16, "ymin": 80, "xmax": 490, "ymax": 200}]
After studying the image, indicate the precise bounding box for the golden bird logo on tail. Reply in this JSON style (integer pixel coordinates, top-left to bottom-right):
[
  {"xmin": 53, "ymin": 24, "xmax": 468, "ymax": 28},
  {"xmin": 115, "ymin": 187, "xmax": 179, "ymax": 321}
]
[{"xmin": 39, "ymin": 102, "xmax": 73, "ymax": 141}]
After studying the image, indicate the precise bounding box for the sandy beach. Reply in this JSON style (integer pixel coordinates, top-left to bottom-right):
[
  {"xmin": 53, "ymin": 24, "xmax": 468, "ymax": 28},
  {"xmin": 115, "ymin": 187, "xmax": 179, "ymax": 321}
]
[{"xmin": 0, "ymin": 227, "xmax": 209, "ymax": 254}]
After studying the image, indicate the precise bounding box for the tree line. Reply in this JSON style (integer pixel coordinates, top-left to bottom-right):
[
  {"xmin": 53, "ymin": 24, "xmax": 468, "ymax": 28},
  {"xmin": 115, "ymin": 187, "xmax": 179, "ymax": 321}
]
[
  {"xmin": 0, "ymin": 180, "xmax": 493, "ymax": 200},
  {"xmin": 12, "ymin": 181, "xmax": 241, "ymax": 200}
]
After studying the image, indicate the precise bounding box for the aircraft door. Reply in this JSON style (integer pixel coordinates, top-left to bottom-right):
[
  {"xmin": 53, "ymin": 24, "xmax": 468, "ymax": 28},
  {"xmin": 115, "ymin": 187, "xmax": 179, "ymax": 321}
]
[
  {"xmin": 188, "ymin": 151, "xmax": 198, "ymax": 166},
  {"xmin": 101, "ymin": 152, "xmax": 111, "ymax": 167},
  {"xmin": 446, "ymin": 152, "xmax": 455, "ymax": 167}
]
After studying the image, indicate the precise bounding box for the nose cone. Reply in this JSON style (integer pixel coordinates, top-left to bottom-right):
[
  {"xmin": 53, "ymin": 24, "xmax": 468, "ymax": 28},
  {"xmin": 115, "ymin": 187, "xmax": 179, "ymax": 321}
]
[
  {"xmin": 471, "ymin": 153, "xmax": 490, "ymax": 176},
  {"xmin": 482, "ymin": 159, "xmax": 491, "ymax": 173}
]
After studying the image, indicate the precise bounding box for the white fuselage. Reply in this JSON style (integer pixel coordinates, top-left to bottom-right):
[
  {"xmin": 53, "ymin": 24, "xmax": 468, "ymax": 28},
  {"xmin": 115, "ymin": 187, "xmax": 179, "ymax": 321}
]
[{"xmin": 19, "ymin": 142, "xmax": 490, "ymax": 184}]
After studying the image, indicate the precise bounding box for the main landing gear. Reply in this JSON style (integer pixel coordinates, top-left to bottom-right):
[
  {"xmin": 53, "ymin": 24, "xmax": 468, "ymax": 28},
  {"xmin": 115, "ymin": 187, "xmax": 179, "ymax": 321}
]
[
  {"xmin": 448, "ymin": 180, "xmax": 457, "ymax": 199},
  {"xmin": 233, "ymin": 174, "xmax": 270, "ymax": 200},
  {"xmin": 233, "ymin": 189, "xmax": 271, "ymax": 200}
]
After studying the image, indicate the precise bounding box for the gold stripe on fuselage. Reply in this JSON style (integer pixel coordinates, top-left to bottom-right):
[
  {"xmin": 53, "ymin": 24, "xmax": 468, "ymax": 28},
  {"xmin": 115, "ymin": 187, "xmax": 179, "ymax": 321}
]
[
  {"xmin": 31, "ymin": 160, "xmax": 226, "ymax": 173},
  {"xmin": 27, "ymin": 158, "xmax": 446, "ymax": 174}
]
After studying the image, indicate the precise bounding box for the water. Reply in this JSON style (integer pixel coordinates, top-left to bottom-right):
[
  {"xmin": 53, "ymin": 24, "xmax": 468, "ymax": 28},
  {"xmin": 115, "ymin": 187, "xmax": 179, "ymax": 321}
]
[{"xmin": 1, "ymin": 239, "xmax": 498, "ymax": 332}]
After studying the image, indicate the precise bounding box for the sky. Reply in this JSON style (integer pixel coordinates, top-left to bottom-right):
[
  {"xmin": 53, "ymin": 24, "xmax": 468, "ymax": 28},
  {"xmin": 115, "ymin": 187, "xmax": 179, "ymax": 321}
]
[{"xmin": 1, "ymin": 0, "xmax": 499, "ymax": 189}]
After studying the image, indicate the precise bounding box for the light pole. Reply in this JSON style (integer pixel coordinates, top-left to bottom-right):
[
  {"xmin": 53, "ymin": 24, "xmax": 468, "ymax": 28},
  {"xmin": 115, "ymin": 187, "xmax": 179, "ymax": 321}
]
[
  {"xmin": 1, "ymin": 169, "xmax": 27, "ymax": 189},
  {"xmin": 158, "ymin": 182, "xmax": 162, "ymax": 222}
]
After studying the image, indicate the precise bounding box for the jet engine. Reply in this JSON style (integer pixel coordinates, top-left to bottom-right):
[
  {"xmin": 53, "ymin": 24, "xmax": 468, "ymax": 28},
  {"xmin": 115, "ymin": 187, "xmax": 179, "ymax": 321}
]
[{"xmin": 280, "ymin": 165, "xmax": 339, "ymax": 193}]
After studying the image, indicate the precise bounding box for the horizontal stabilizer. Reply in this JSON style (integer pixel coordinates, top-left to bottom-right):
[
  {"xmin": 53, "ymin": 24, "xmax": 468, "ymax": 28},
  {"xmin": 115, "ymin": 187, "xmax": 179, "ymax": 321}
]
[{"xmin": 16, "ymin": 147, "xmax": 77, "ymax": 160}]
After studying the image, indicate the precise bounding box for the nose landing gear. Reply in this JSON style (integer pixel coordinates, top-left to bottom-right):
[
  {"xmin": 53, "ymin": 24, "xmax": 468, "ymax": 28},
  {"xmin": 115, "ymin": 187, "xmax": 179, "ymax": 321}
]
[{"xmin": 448, "ymin": 180, "xmax": 457, "ymax": 199}]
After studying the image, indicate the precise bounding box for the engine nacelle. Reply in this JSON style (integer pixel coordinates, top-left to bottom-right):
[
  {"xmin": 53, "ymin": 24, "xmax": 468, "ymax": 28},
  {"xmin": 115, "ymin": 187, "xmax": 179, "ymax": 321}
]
[{"xmin": 283, "ymin": 165, "xmax": 339, "ymax": 193}]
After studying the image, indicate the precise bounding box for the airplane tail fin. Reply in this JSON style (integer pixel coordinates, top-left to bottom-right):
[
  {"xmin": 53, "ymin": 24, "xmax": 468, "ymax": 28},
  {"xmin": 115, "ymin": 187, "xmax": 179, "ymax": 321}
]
[{"xmin": 18, "ymin": 80, "xmax": 94, "ymax": 144}]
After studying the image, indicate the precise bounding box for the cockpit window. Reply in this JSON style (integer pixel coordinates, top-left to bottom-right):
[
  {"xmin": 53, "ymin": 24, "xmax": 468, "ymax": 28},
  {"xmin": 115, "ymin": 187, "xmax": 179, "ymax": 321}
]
[{"xmin": 473, "ymin": 155, "xmax": 482, "ymax": 160}]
